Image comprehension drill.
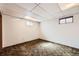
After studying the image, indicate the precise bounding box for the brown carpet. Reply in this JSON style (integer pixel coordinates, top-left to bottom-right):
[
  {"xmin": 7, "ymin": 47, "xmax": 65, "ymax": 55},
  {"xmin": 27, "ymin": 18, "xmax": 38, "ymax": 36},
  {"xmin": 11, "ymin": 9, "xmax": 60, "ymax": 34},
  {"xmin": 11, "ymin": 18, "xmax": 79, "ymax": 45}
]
[{"xmin": 0, "ymin": 39, "xmax": 79, "ymax": 56}]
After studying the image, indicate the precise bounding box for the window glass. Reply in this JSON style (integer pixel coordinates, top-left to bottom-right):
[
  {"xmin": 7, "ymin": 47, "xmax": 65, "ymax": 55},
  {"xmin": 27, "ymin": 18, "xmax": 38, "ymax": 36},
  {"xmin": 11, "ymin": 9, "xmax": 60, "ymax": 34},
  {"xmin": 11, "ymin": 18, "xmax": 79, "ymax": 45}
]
[
  {"xmin": 66, "ymin": 18, "xmax": 73, "ymax": 23},
  {"xmin": 59, "ymin": 16, "xmax": 73, "ymax": 24},
  {"xmin": 60, "ymin": 19, "xmax": 65, "ymax": 24},
  {"xmin": 26, "ymin": 21, "xmax": 33, "ymax": 26}
]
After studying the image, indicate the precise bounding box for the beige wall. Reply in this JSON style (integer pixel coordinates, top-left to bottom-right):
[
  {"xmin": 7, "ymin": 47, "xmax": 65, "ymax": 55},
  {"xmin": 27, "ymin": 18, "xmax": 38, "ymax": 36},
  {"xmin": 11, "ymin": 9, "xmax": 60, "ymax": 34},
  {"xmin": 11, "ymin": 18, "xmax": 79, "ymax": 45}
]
[
  {"xmin": 40, "ymin": 13, "xmax": 79, "ymax": 49},
  {"xmin": 2, "ymin": 15, "xmax": 41, "ymax": 47},
  {"xmin": 3, "ymin": 12, "xmax": 79, "ymax": 49}
]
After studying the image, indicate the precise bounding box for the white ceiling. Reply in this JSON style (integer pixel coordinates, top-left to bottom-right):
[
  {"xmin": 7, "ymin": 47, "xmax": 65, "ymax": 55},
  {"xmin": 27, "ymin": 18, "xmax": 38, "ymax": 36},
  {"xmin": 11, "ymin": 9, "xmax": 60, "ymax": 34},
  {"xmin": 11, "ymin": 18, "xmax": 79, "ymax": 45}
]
[{"xmin": 0, "ymin": 3, "xmax": 79, "ymax": 22}]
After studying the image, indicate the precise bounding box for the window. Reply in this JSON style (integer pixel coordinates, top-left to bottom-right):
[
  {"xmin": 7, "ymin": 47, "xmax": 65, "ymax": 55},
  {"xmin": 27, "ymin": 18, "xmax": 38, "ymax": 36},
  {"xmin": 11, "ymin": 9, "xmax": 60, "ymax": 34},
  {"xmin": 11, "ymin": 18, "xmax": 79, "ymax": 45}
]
[
  {"xmin": 26, "ymin": 21, "xmax": 33, "ymax": 26},
  {"xmin": 66, "ymin": 17, "xmax": 73, "ymax": 23},
  {"xmin": 59, "ymin": 16, "xmax": 73, "ymax": 24},
  {"xmin": 60, "ymin": 19, "xmax": 65, "ymax": 24}
]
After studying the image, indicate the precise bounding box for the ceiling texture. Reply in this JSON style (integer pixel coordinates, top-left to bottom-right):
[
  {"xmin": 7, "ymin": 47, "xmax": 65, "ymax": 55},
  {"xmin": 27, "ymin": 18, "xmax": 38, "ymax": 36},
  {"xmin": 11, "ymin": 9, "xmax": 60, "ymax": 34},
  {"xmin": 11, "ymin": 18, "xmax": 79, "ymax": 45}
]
[{"xmin": 0, "ymin": 3, "xmax": 79, "ymax": 22}]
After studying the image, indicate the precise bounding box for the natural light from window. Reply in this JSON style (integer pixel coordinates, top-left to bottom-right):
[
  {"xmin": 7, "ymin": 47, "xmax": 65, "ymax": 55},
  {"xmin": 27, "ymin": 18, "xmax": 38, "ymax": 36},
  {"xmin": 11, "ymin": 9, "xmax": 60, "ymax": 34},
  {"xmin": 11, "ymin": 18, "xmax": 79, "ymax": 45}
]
[{"xmin": 26, "ymin": 21, "xmax": 33, "ymax": 26}]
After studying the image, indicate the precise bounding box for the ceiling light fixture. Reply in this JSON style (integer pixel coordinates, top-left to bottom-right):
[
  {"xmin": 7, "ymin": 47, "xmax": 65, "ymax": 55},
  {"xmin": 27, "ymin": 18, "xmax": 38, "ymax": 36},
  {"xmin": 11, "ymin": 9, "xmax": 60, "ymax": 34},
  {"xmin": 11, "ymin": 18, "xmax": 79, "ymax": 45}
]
[
  {"xmin": 65, "ymin": 3, "xmax": 76, "ymax": 9},
  {"xmin": 59, "ymin": 3, "xmax": 78, "ymax": 10}
]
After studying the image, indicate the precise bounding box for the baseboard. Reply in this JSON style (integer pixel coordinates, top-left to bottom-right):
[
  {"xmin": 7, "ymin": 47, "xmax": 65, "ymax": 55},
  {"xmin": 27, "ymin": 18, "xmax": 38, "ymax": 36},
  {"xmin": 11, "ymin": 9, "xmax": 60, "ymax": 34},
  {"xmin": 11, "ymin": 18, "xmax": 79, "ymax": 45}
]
[
  {"xmin": 2, "ymin": 38, "xmax": 40, "ymax": 49},
  {"xmin": 44, "ymin": 39, "xmax": 79, "ymax": 50}
]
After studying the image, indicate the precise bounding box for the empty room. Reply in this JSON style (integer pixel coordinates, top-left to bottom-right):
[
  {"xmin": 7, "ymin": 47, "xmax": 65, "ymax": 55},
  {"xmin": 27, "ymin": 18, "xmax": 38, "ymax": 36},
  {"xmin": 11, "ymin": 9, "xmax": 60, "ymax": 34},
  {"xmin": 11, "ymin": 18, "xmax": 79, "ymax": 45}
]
[{"xmin": 0, "ymin": 3, "xmax": 79, "ymax": 56}]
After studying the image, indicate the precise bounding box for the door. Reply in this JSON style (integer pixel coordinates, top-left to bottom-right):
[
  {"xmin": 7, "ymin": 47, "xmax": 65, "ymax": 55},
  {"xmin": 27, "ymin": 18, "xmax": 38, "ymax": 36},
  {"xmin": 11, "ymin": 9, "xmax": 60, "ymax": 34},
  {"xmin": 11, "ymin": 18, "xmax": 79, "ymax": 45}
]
[{"xmin": 0, "ymin": 13, "xmax": 2, "ymax": 48}]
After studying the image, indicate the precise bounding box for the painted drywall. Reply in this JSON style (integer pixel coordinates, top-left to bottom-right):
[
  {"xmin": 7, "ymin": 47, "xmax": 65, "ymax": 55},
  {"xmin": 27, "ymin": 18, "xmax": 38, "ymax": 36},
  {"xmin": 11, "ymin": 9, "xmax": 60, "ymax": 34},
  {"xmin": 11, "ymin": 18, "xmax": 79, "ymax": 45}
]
[
  {"xmin": 40, "ymin": 13, "xmax": 79, "ymax": 49},
  {"xmin": 2, "ymin": 15, "xmax": 41, "ymax": 47}
]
